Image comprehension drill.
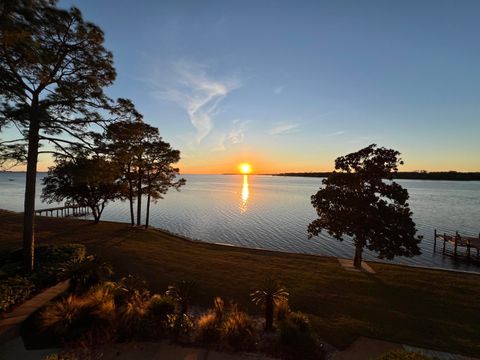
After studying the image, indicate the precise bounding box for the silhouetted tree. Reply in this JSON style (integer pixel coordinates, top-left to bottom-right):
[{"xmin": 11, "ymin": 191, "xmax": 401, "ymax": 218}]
[
  {"xmin": 98, "ymin": 101, "xmax": 144, "ymax": 225},
  {"xmin": 102, "ymin": 117, "xmax": 185, "ymax": 228},
  {"xmin": 308, "ymin": 144, "xmax": 421, "ymax": 268},
  {"xmin": 42, "ymin": 157, "xmax": 122, "ymax": 223},
  {"xmin": 0, "ymin": 0, "xmax": 115, "ymax": 272},
  {"xmin": 250, "ymin": 278, "xmax": 289, "ymax": 331},
  {"xmin": 102, "ymin": 118, "xmax": 158, "ymax": 226},
  {"xmin": 143, "ymin": 140, "xmax": 185, "ymax": 228}
]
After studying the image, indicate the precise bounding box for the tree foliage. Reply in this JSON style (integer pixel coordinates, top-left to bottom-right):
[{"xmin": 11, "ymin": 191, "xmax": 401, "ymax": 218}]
[
  {"xmin": 308, "ymin": 144, "xmax": 421, "ymax": 268},
  {"xmin": 0, "ymin": 0, "xmax": 116, "ymax": 272},
  {"xmin": 102, "ymin": 117, "xmax": 185, "ymax": 227},
  {"xmin": 41, "ymin": 157, "xmax": 122, "ymax": 223}
]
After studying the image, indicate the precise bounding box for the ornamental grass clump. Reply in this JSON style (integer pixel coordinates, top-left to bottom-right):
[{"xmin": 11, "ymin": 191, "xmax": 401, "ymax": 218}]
[
  {"xmin": 40, "ymin": 295, "xmax": 90, "ymax": 339},
  {"xmin": 221, "ymin": 303, "xmax": 255, "ymax": 351},
  {"xmin": 196, "ymin": 297, "xmax": 225, "ymax": 344},
  {"xmin": 114, "ymin": 276, "xmax": 153, "ymax": 341}
]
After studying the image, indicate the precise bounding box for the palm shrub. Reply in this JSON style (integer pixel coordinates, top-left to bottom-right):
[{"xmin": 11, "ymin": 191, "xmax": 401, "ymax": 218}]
[
  {"xmin": 250, "ymin": 277, "xmax": 289, "ymax": 331},
  {"xmin": 166, "ymin": 280, "xmax": 196, "ymax": 314},
  {"xmin": 63, "ymin": 256, "xmax": 113, "ymax": 294}
]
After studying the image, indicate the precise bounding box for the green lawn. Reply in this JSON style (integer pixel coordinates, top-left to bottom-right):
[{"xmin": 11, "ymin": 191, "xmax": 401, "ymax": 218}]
[{"xmin": 1, "ymin": 210, "xmax": 479, "ymax": 356}]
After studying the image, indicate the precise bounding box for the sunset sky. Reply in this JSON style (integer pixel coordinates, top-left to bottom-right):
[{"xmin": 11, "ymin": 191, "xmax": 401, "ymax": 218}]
[{"xmin": 5, "ymin": 0, "xmax": 480, "ymax": 173}]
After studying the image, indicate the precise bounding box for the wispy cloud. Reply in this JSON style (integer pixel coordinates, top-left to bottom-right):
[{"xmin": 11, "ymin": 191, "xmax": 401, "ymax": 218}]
[
  {"xmin": 269, "ymin": 122, "xmax": 300, "ymax": 135},
  {"xmin": 274, "ymin": 86, "xmax": 285, "ymax": 94},
  {"xmin": 162, "ymin": 61, "xmax": 240, "ymax": 143},
  {"xmin": 213, "ymin": 120, "xmax": 250, "ymax": 152},
  {"xmin": 328, "ymin": 130, "xmax": 345, "ymax": 136}
]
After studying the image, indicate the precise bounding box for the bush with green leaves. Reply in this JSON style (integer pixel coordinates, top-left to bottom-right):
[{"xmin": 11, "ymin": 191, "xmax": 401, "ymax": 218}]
[
  {"xmin": 0, "ymin": 276, "xmax": 35, "ymax": 312},
  {"xmin": 277, "ymin": 312, "xmax": 319, "ymax": 357},
  {"xmin": 376, "ymin": 350, "xmax": 433, "ymax": 360},
  {"xmin": 149, "ymin": 294, "xmax": 176, "ymax": 321}
]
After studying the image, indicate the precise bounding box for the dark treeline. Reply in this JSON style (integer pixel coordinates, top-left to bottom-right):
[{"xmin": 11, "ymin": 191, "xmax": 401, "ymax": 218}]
[{"xmin": 274, "ymin": 171, "xmax": 480, "ymax": 181}]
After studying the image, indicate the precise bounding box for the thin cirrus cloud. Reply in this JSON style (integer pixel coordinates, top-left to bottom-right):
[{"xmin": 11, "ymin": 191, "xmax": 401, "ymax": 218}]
[
  {"xmin": 268, "ymin": 122, "xmax": 300, "ymax": 135},
  {"xmin": 274, "ymin": 86, "xmax": 285, "ymax": 94},
  {"xmin": 213, "ymin": 120, "xmax": 250, "ymax": 152},
  {"xmin": 162, "ymin": 61, "xmax": 240, "ymax": 143},
  {"xmin": 328, "ymin": 130, "xmax": 345, "ymax": 136}
]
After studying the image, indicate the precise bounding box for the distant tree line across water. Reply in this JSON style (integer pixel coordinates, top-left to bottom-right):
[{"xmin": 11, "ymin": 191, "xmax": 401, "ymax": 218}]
[{"xmin": 274, "ymin": 171, "xmax": 480, "ymax": 181}]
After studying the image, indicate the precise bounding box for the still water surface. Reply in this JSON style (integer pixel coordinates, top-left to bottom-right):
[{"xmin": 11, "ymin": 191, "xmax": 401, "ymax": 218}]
[{"xmin": 1, "ymin": 172, "xmax": 479, "ymax": 272}]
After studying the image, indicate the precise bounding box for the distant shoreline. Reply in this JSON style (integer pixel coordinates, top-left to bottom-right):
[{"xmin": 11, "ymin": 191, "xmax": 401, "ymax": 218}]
[{"xmin": 273, "ymin": 171, "xmax": 480, "ymax": 181}]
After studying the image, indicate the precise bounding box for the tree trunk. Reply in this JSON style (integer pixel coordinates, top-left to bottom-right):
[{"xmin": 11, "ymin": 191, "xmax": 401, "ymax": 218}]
[
  {"xmin": 353, "ymin": 243, "xmax": 363, "ymax": 268},
  {"xmin": 22, "ymin": 115, "xmax": 40, "ymax": 274},
  {"xmin": 92, "ymin": 205, "xmax": 100, "ymax": 224},
  {"xmin": 145, "ymin": 178, "xmax": 151, "ymax": 229},
  {"xmin": 265, "ymin": 295, "xmax": 274, "ymax": 331},
  {"xmin": 136, "ymin": 166, "xmax": 142, "ymax": 226},
  {"xmin": 127, "ymin": 164, "xmax": 134, "ymax": 226}
]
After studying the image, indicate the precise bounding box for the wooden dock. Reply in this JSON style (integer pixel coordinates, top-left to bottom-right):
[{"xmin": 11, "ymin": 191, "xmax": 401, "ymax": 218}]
[
  {"xmin": 434, "ymin": 229, "xmax": 480, "ymax": 259},
  {"xmin": 35, "ymin": 205, "xmax": 90, "ymax": 218}
]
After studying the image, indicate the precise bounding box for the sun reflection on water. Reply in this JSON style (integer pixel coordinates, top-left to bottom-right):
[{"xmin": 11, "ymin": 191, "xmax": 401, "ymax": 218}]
[{"xmin": 240, "ymin": 174, "xmax": 249, "ymax": 213}]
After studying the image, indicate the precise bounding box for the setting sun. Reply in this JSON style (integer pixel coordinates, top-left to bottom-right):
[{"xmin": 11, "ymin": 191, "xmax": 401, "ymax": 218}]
[{"xmin": 239, "ymin": 163, "xmax": 252, "ymax": 174}]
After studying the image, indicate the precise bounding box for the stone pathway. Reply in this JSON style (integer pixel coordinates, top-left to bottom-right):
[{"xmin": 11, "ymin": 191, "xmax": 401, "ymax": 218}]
[
  {"xmin": 333, "ymin": 337, "xmax": 479, "ymax": 360},
  {"xmin": 338, "ymin": 259, "xmax": 376, "ymax": 274},
  {"xmin": 0, "ymin": 280, "xmax": 69, "ymax": 344}
]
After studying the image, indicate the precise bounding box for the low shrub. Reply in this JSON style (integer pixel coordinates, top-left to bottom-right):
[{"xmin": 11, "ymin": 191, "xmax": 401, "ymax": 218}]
[
  {"xmin": 42, "ymin": 352, "xmax": 79, "ymax": 360},
  {"xmin": 149, "ymin": 294, "xmax": 176, "ymax": 321},
  {"xmin": 277, "ymin": 311, "xmax": 319, "ymax": 358},
  {"xmin": 221, "ymin": 304, "xmax": 255, "ymax": 351},
  {"xmin": 376, "ymin": 350, "xmax": 433, "ymax": 360},
  {"xmin": 0, "ymin": 276, "xmax": 35, "ymax": 312},
  {"xmin": 167, "ymin": 313, "xmax": 195, "ymax": 341},
  {"xmin": 0, "ymin": 244, "xmax": 86, "ymax": 313}
]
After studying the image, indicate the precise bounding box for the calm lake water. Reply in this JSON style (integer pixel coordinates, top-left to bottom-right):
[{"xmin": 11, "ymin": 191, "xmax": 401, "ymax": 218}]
[{"xmin": 1, "ymin": 172, "xmax": 479, "ymax": 272}]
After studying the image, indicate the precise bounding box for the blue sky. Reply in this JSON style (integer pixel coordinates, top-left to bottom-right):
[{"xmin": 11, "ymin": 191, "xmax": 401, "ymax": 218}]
[{"xmin": 32, "ymin": 1, "xmax": 480, "ymax": 172}]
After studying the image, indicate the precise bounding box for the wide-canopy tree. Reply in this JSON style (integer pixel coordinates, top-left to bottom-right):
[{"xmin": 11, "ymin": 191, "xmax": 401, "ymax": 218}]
[
  {"xmin": 42, "ymin": 156, "xmax": 122, "ymax": 223},
  {"xmin": 0, "ymin": 0, "xmax": 116, "ymax": 272},
  {"xmin": 308, "ymin": 144, "xmax": 421, "ymax": 268}
]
